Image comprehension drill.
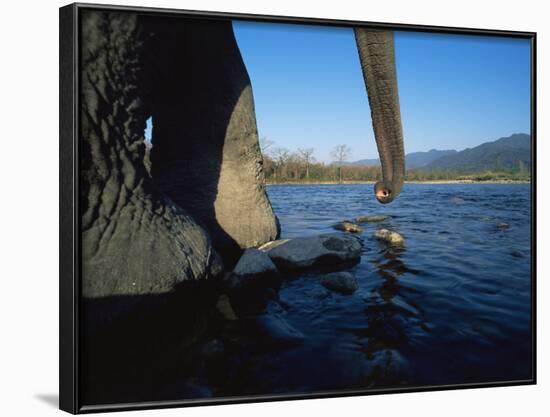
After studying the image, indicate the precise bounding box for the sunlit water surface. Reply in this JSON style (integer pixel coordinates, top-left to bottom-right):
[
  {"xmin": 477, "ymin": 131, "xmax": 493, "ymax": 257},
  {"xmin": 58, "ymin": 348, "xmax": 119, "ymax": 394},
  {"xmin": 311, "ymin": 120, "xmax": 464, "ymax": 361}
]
[{"xmin": 224, "ymin": 183, "xmax": 533, "ymax": 394}]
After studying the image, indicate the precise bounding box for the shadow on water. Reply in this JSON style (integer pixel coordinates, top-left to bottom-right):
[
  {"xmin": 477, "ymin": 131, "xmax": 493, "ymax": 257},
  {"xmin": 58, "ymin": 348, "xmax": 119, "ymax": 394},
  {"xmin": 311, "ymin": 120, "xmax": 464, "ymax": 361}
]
[
  {"xmin": 79, "ymin": 280, "xmax": 226, "ymax": 406},
  {"xmin": 351, "ymin": 243, "xmax": 421, "ymax": 387}
]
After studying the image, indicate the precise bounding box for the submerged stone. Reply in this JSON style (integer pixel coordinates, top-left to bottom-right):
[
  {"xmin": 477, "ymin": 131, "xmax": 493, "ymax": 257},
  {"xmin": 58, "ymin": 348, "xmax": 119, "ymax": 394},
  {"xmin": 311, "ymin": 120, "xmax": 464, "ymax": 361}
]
[
  {"xmin": 200, "ymin": 338, "xmax": 225, "ymax": 360},
  {"xmin": 216, "ymin": 294, "xmax": 238, "ymax": 321},
  {"xmin": 333, "ymin": 221, "xmax": 363, "ymax": 233},
  {"xmin": 253, "ymin": 314, "xmax": 305, "ymax": 349},
  {"xmin": 374, "ymin": 228, "xmax": 404, "ymax": 245},
  {"xmin": 450, "ymin": 197, "xmax": 465, "ymax": 205},
  {"xmin": 321, "ymin": 271, "xmax": 358, "ymax": 295},
  {"xmin": 228, "ymin": 249, "xmax": 281, "ymax": 317},
  {"xmin": 356, "ymin": 215, "xmax": 389, "ymax": 223}
]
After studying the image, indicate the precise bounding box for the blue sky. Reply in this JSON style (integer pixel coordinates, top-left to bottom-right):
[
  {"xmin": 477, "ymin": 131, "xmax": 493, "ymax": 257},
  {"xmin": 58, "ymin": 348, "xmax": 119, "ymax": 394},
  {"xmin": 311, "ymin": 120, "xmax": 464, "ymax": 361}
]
[
  {"xmin": 230, "ymin": 21, "xmax": 531, "ymax": 163},
  {"xmin": 143, "ymin": 22, "xmax": 530, "ymax": 163}
]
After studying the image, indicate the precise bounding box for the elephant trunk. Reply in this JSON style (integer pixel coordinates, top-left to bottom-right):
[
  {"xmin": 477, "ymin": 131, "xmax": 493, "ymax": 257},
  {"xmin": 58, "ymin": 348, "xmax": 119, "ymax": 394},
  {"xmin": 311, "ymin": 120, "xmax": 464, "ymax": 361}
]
[{"xmin": 354, "ymin": 29, "xmax": 405, "ymax": 204}]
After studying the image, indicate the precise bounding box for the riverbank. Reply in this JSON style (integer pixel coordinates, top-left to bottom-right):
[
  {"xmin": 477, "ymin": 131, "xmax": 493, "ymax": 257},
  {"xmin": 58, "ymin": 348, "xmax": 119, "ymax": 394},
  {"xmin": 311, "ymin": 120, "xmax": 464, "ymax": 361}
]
[{"xmin": 266, "ymin": 179, "xmax": 531, "ymax": 185}]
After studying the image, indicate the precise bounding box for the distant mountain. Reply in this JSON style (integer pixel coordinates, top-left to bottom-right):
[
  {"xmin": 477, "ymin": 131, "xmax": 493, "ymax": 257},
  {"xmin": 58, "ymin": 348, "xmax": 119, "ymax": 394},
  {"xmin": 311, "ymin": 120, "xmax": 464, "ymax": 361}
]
[
  {"xmin": 341, "ymin": 149, "xmax": 457, "ymax": 168},
  {"xmin": 423, "ymin": 133, "xmax": 530, "ymax": 172},
  {"xmin": 333, "ymin": 133, "xmax": 531, "ymax": 173},
  {"xmin": 346, "ymin": 158, "xmax": 379, "ymax": 167},
  {"xmin": 405, "ymin": 149, "xmax": 458, "ymax": 168}
]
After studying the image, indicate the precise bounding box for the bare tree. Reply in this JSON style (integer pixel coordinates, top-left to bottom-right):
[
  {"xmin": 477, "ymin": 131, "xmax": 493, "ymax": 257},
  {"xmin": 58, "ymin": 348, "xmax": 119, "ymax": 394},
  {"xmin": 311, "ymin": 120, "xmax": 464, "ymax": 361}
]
[
  {"xmin": 258, "ymin": 137, "xmax": 276, "ymax": 183},
  {"xmin": 331, "ymin": 144, "xmax": 351, "ymax": 183},
  {"xmin": 271, "ymin": 147, "xmax": 291, "ymax": 180},
  {"xmin": 298, "ymin": 148, "xmax": 315, "ymax": 180},
  {"xmin": 259, "ymin": 136, "xmax": 274, "ymax": 155}
]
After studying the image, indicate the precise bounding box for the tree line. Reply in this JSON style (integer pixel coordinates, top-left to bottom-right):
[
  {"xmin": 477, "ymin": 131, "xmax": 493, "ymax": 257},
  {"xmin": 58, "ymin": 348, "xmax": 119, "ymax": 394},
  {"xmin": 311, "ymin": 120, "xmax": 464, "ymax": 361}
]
[{"xmin": 259, "ymin": 138, "xmax": 530, "ymax": 183}]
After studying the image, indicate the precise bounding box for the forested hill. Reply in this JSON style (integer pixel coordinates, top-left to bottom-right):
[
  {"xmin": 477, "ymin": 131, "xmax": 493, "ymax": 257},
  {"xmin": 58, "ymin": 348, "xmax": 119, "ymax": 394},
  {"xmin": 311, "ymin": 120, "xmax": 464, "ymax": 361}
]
[
  {"xmin": 342, "ymin": 134, "xmax": 530, "ymax": 172},
  {"xmin": 423, "ymin": 133, "xmax": 531, "ymax": 172},
  {"xmin": 261, "ymin": 133, "xmax": 531, "ymax": 183},
  {"xmin": 406, "ymin": 149, "xmax": 458, "ymax": 168},
  {"xmin": 343, "ymin": 149, "xmax": 457, "ymax": 168}
]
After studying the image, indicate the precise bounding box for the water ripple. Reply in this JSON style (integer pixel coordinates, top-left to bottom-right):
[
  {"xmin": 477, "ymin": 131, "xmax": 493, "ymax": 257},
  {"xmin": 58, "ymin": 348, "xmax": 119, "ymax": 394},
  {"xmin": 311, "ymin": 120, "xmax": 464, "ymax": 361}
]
[{"xmin": 250, "ymin": 183, "xmax": 534, "ymax": 391}]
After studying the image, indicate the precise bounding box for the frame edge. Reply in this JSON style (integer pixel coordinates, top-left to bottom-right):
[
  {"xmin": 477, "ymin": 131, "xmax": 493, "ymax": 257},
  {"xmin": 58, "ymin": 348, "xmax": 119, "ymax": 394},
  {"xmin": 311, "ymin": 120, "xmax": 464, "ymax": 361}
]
[
  {"xmin": 530, "ymin": 32, "xmax": 537, "ymax": 386},
  {"xmin": 58, "ymin": 3, "xmax": 537, "ymax": 413},
  {"xmin": 60, "ymin": 3, "xmax": 79, "ymax": 414}
]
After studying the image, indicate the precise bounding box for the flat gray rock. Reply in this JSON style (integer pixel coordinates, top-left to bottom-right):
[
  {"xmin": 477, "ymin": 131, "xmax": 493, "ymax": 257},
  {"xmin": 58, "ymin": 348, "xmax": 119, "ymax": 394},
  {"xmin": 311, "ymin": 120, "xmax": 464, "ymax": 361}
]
[
  {"xmin": 321, "ymin": 272, "xmax": 358, "ymax": 295},
  {"xmin": 264, "ymin": 233, "xmax": 362, "ymax": 271},
  {"xmin": 233, "ymin": 248, "xmax": 279, "ymax": 277},
  {"xmin": 227, "ymin": 249, "xmax": 281, "ymax": 317},
  {"xmin": 229, "ymin": 248, "xmax": 281, "ymax": 292}
]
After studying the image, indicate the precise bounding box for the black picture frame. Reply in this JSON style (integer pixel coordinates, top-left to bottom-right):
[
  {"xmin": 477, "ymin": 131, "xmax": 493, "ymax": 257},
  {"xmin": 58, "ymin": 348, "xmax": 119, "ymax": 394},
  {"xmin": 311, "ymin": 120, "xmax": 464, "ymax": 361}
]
[{"xmin": 60, "ymin": 2, "xmax": 537, "ymax": 414}]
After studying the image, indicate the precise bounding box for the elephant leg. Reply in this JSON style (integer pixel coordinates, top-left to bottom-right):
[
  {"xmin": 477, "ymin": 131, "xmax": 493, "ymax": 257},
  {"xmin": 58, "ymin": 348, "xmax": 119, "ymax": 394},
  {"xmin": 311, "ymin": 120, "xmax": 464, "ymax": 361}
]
[
  {"xmin": 144, "ymin": 18, "xmax": 280, "ymax": 266},
  {"xmin": 80, "ymin": 11, "xmax": 223, "ymax": 303}
]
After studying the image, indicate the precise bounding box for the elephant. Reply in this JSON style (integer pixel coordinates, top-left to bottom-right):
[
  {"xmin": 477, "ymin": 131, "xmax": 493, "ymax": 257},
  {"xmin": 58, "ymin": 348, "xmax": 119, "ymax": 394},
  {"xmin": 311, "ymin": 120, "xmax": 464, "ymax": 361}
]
[
  {"xmin": 77, "ymin": 9, "xmax": 405, "ymax": 404},
  {"xmin": 79, "ymin": 10, "xmax": 405, "ymax": 305}
]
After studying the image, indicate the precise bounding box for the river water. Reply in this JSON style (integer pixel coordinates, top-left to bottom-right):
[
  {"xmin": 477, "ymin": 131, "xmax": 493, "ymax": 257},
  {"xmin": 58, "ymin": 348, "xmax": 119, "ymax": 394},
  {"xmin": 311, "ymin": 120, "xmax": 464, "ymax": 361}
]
[
  {"xmin": 83, "ymin": 183, "xmax": 533, "ymax": 405},
  {"xmin": 229, "ymin": 183, "xmax": 532, "ymax": 394}
]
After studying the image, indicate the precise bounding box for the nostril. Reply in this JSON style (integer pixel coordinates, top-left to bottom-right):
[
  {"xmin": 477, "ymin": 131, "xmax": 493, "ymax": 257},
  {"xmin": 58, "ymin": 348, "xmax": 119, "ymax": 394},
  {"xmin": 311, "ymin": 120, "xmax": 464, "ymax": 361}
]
[{"xmin": 376, "ymin": 188, "xmax": 392, "ymax": 200}]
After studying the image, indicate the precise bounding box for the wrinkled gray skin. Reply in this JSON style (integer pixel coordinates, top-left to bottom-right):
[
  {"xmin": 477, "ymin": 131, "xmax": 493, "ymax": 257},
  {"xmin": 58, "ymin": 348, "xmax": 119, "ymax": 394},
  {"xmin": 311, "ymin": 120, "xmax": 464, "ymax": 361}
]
[
  {"xmin": 80, "ymin": 11, "xmax": 404, "ymax": 301},
  {"xmin": 144, "ymin": 17, "xmax": 280, "ymax": 266},
  {"xmin": 80, "ymin": 12, "xmax": 223, "ymax": 299},
  {"xmin": 355, "ymin": 29, "xmax": 405, "ymax": 204}
]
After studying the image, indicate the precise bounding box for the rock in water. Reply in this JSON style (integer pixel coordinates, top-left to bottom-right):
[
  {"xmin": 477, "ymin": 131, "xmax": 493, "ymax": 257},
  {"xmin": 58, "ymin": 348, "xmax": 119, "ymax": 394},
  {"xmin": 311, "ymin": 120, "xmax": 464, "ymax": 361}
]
[
  {"xmin": 497, "ymin": 223, "xmax": 510, "ymax": 230},
  {"xmin": 228, "ymin": 249, "xmax": 281, "ymax": 317},
  {"xmin": 374, "ymin": 228, "xmax": 404, "ymax": 245},
  {"xmin": 356, "ymin": 215, "xmax": 389, "ymax": 223},
  {"xmin": 450, "ymin": 197, "xmax": 465, "ymax": 205},
  {"xmin": 230, "ymin": 249, "xmax": 281, "ymax": 290},
  {"xmin": 200, "ymin": 338, "xmax": 225, "ymax": 360},
  {"xmin": 230, "ymin": 286, "xmax": 278, "ymax": 318},
  {"xmin": 333, "ymin": 221, "xmax": 363, "ymax": 233},
  {"xmin": 253, "ymin": 314, "xmax": 305, "ymax": 349},
  {"xmin": 321, "ymin": 272, "xmax": 358, "ymax": 295},
  {"xmin": 216, "ymin": 294, "xmax": 238, "ymax": 321},
  {"xmin": 264, "ymin": 233, "xmax": 362, "ymax": 271}
]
